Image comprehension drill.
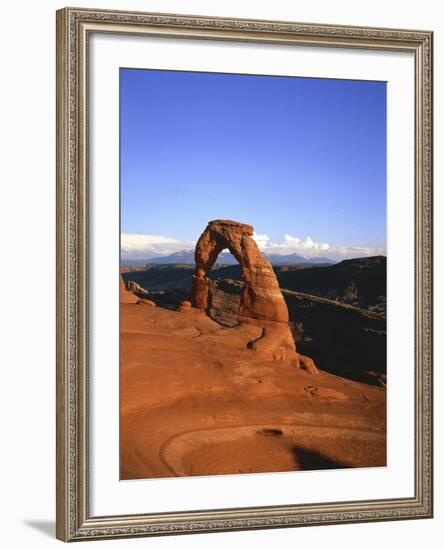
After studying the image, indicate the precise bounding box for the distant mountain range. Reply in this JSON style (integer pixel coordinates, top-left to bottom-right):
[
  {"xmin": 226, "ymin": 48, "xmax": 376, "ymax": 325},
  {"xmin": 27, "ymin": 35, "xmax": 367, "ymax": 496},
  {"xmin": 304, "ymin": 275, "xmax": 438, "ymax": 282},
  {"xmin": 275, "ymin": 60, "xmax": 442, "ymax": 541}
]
[
  {"xmin": 266, "ymin": 254, "xmax": 335, "ymax": 266},
  {"xmin": 122, "ymin": 249, "xmax": 335, "ymax": 267}
]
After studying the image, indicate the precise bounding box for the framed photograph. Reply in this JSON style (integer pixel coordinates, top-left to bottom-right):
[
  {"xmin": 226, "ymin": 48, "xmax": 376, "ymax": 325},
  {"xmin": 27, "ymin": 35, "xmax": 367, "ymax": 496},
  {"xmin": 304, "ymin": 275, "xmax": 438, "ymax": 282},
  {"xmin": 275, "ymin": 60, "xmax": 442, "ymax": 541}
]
[{"xmin": 56, "ymin": 7, "xmax": 433, "ymax": 542}]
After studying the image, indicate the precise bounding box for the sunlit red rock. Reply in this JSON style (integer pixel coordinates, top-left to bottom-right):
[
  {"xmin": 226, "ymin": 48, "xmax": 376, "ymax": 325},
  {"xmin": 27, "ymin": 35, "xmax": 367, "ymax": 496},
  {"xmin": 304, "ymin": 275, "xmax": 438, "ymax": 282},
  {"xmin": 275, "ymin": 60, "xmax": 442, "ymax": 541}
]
[{"xmin": 190, "ymin": 219, "xmax": 316, "ymax": 368}]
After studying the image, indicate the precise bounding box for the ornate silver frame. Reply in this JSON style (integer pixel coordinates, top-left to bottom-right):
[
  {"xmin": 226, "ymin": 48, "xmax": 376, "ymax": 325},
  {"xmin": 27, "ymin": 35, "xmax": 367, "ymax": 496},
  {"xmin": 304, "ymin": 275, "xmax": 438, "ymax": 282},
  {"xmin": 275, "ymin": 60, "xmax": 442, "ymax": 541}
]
[{"xmin": 56, "ymin": 7, "xmax": 433, "ymax": 542}]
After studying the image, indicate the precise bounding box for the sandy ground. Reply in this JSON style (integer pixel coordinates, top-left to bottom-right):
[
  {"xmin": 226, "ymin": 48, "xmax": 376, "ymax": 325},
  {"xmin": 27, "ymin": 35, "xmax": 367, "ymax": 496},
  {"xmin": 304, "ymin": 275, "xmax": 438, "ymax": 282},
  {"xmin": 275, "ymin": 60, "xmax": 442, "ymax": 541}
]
[{"xmin": 120, "ymin": 302, "xmax": 386, "ymax": 480}]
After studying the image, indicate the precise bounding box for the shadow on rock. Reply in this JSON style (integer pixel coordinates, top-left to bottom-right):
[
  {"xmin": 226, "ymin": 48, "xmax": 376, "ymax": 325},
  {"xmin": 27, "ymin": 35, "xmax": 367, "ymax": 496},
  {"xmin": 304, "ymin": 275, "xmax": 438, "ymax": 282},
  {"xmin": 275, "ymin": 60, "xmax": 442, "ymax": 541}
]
[{"xmin": 291, "ymin": 446, "xmax": 350, "ymax": 470}]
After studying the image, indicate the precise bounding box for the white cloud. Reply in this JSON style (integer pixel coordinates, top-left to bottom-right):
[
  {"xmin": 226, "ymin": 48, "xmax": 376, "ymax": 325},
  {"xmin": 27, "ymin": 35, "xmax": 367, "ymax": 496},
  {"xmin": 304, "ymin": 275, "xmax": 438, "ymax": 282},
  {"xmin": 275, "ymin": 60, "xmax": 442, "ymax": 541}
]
[
  {"xmin": 121, "ymin": 233, "xmax": 195, "ymax": 258},
  {"xmin": 253, "ymin": 232, "xmax": 330, "ymax": 253},
  {"xmin": 122, "ymin": 232, "xmax": 385, "ymax": 261},
  {"xmin": 252, "ymin": 232, "xmax": 271, "ymax": 249},
  {"xmin": 282, "ymin": 234, "xmax": 330, "ymax": 251},
  {"xmin": 253, "ymin": 231, "xmax": 383, "ymax": 260},
  {"xmin": 333, "ymin": 245, "xmax": 386, "ymax": 258}
]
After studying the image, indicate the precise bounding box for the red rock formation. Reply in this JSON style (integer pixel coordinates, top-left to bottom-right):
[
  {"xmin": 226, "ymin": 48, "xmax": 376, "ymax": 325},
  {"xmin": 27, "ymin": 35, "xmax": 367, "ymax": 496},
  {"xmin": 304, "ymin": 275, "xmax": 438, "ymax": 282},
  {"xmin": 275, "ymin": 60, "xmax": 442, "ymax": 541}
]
[
  {"xmin": 191, "ymin": 220, "xmax": 288, "ymax": 321},
  {"xmin": 177, "ymin": 300, "xmax": 201, "ymax": 314},
  {"xmin": 120, "ymin": 274, "xmax": 139, "ymax": 304},
  {"xmin": 137, "ymin": 298, "xmax": 156, "ymax": 307},
  {"xmin": 190, "ymin": 220, "xmax": 317, "ymax": 370}
]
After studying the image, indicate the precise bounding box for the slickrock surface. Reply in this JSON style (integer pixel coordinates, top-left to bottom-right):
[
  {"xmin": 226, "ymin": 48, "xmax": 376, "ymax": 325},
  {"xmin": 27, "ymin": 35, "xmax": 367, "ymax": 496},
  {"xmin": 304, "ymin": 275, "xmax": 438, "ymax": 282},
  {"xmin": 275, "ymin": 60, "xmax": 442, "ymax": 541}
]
[{"xmin": 120, "ymin": 302, "xmax": 386, "ymax": 480}]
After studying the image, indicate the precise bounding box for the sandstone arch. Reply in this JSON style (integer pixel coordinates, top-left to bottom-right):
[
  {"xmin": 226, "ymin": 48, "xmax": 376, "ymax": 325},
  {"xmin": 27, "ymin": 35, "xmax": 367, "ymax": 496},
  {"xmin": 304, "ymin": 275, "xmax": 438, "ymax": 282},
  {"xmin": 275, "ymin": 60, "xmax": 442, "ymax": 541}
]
[
  {"xmin": 191, "ymin": 220, "xmax": 288, "ymax": 324},
  {"xmin": 190, "ymin": 220, "xmax": 316, "ymax": 370}
]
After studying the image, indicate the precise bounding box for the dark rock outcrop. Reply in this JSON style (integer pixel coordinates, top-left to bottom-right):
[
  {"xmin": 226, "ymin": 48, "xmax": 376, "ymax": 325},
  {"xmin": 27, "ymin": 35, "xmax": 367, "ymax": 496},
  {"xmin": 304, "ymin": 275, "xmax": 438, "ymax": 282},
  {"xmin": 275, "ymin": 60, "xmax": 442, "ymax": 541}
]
[{"xmin": 126, "ymin": 280, "xmax": 150, "ymax": 296}]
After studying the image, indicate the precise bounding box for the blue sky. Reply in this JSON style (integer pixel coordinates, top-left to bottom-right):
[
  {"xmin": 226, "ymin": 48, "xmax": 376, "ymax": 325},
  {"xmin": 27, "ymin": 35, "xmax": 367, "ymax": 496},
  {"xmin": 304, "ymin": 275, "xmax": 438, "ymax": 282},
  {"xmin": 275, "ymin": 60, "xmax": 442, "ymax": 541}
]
[{"xmin": 120, "ymin": 68, "xmax": 386, "ymax": 260}]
